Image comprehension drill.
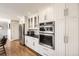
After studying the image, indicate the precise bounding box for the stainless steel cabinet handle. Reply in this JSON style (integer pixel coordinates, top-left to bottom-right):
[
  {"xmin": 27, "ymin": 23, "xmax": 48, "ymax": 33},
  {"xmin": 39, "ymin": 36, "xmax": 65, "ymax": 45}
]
[
  {"xmin": 64, "ymin": 8, "xmax": 68, "ymax": 16},
  {"xmin": 33, "ymin": 42, "xmax": 35, "ymax": 46},
  {"xmin": 64, "ymin": 36, "xmax": 68, "ymax": 44}
]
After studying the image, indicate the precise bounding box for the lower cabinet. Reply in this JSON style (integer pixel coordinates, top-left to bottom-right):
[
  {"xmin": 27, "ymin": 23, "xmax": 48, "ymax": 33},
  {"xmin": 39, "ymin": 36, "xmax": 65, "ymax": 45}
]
[
  {"xmin": 36, "ymin": 45, "xmax": 55, "ymax": 56},
  {"xmin": 25, "ymin": 36, "xmax": 39, "ymax": 50},
  {"xmin": 25, "ymin": 36, "xmax": 55, "ymax": 56},
  {"xmin": 25, "ymin": 36, "xmax": 33, "ymax": 48}
]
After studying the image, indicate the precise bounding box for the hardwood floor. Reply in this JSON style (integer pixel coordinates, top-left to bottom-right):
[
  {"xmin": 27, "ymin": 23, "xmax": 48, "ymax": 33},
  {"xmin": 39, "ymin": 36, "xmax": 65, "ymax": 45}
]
[{"xmin": 5, "ymin": 40, "xmax": 39, "ymax": 56}]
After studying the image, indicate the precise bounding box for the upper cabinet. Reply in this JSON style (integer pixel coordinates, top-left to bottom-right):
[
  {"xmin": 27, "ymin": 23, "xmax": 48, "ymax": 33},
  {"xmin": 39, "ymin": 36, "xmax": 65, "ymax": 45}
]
[
  {"xmin": 34, "ymin": 16, "xmax": 37, "ymax": 28},
  {"xmin": 53, "ymin": 4, "xmax": 79, "ymax": 18},
  {"xmin": 25, "ymin": 3, "xmax": 79, "ymax": 30},
  {"xmin": 28, "ymin": 18, "xmax": 30, "ymax": 28},
  {"xmin": 66, "ymin": 4, "xmax": 79, "ymax": 18},
  {"xmin": 53, "ymin": 4, "xmax": 65, "ymax": 19},
  {"xmin": 30, "ymin": 18, "xmax": 33, "ymax": 28},
  {"xmin": 34, "ymin": 16, "xmax": 39, "ymax": 29},
  {"xmin": 39, "ymin": 7, "xmax": 54, "ymax": 23},
  {"xmin": 27, "ymin": 15, "xmax": 39, "ymax": 29},
  {"xmin": 39, "ymin": 4, "xmax": 65, "ymax": 23}
]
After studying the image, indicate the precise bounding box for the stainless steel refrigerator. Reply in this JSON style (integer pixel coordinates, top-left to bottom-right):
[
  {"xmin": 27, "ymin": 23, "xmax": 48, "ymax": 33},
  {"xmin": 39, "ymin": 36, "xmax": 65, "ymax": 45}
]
[{"xmin": 19, "ymin": 24, "xmax": 25, "ymax": 45}]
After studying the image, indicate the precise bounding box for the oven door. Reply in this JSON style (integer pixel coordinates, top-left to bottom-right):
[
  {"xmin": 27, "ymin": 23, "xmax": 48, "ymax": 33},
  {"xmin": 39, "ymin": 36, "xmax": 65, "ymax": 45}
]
[{"xmin": 39, "ymin": 33, "xmax": 55, "ymax": 49}]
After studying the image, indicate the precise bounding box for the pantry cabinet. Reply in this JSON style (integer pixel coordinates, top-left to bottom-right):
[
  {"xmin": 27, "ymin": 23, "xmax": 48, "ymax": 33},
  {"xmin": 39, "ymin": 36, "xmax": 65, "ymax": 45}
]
[
  {"xmin": 53, "ymin": 4, "xmax": 79, "ymax": 56},
  {"xmin": 65, "ymin": 17, "xmax": 79, "ymax": 56},
  {"xmin": 64, "ymin": 4, "xmax": 79, "ymax": 56}
]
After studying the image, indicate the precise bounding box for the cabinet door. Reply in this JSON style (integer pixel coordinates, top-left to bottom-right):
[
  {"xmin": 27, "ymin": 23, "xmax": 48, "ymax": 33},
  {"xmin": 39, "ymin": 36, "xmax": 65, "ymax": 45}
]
[
  {"xmin": 29, "ymin": 37, "xmax": 39, "ymax": 50},
  {"xmin": 28, "ymin": 19, "xmax": 30, "ymax": 28},
  {"xmin": 25, "ymin": 36, "xmax": 30, "ymax": 46},
  {"xmin": 30, "ymin": 18, "xmax": 33, "ymax": 28},
  {"xmin": 66, "ymin": 4, "xmax": 78, "ymax": 17},
  {"xmin": 65, "ymin": 17, "xmax": 79, "ymax": 56},
  {"xmin": 55, "ymin": 18, "xmax": 65, "ymax": 56},
  {"xmin": 25, "ymin": 36, "xmax": 28, "ymax": 45},
  {"xmin": 33, "ymin": 38, "xmax": 39, "ymax": 50},
  {"xmin": 53, "ymin": 4, "xmax": 65, "ymax": 19},
  {"xmin": 25, "ymin": 36, "xmax": 32, "ymax": 47},
  {"xmin": 25, "ymin": 19, "xmax": 28, "ymax": 34},
  {"xmin": 33, "ymin": 16, "xmax": 39, "ymax": 29}
]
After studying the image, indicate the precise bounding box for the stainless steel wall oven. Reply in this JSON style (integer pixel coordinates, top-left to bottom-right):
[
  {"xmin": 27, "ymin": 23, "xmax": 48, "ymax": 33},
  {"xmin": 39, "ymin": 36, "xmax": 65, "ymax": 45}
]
[{"xmin": 39, "ymin": 21, "xmax": 55, "ymax": 50}]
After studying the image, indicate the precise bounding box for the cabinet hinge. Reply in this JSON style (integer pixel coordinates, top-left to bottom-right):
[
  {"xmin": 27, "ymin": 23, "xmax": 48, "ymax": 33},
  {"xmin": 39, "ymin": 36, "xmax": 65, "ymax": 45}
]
[{"xmin": 64, "ymin": 8, "xmax": 68, "ymax": 16}]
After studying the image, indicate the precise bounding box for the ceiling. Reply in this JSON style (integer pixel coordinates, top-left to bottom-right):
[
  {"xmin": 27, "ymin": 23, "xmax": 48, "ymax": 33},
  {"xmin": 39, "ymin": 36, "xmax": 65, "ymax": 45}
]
[{"xmin": 0, "ymin": 3, "xmax": 53, "ymax": 20}]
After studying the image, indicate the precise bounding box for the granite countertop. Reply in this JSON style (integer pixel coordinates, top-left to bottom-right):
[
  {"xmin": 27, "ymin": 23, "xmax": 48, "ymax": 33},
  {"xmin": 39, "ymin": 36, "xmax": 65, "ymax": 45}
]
[
  {"xmin": 31, "ymin": 35, "xmax": 39, "ymax": 38},
  {"xmin": 25, "ymin": 34, "xmax": 39, "ymax": 38}
]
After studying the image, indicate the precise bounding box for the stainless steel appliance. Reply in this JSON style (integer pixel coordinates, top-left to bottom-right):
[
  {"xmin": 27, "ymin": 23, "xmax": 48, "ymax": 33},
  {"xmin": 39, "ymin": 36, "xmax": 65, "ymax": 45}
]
[
  {"xmin": 39, "ymin": 21, "xmax": 55, "ymax": 50},
  {"xmin": 19, "ymin": 24, "xmax": 25, "ymax": 45}
]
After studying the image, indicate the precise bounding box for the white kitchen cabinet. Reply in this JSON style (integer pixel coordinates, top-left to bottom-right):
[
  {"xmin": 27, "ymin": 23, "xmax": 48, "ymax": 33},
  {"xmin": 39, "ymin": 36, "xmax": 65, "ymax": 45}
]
[
  {"xmin": 39, "ymin": 4, "xmax": 79, "ymax": 56},
  {"xmin": 24, "ymin": 4, "xmax": 79, "ymax": 56},
  {"xmin": 64, "ymin": 4, "xmax": 79, "ymax": 56},
  {"xmin": 55, "ymin": 18, "xmax": 65, "ymax": 56},
  {"xmin": 30, "ymin": 37, "xmax": 39, "ymax": 50},
  {"xmin": 32, "ymin": 38, "xmax": 39, "ymax": 50},
  {"xmin": 30, "ymin": 18, "xmax": 33, "ymax": 29},
  {"xmin": 25, "ymin": 36, "xmax": 30, "ymax": 47},
  {"xmin": 66, "ymin": 4, "xmax": 79, "ymax": 17},
  {"xmin": 33, "ymin": 16, "xmax": 39, "ymax": 29},
  {"xmin": 28, "ymin": 37, "xmax": 33, "ymax": 48},
  {"xmin": 25, "ymin": 36, "xmax": 32, "ymax": 48},
  {"xmin": 36, "ymin": 45, "xmax": 56, "ymax": 56},
  {"xmin": 25, "ymin": 36, "xmax": 28, "ymax": 45},
  {"xmin": 65, "ymin": 17, "xmax": 79, "ymax": 56},
  {"xmin": 25, "ymin": 18, "xmax": 28, "ymax": 34},
  {"xmin": 39, "ymin": 9, "xmax": 54, "ymax": 23},
  {"xmin": 39, "ymin": 4, "xmax": 65, "ymax": 23},
  {"xmin": 28, "ymin": 18, "xmax": 33, "ymax": 29},
  {"xmin": 25, "ymin": 36, "xmax": 39, "ymax": 50},
  {"xmin": 25, "ymin": 18, "xmax": 66, "ymax": 56},
  {"xmin": 28, "ymin": 18, "xmax": 30, "ymax": 28},
  {"xmin": 27, "ymin": 15, "xmax": 39, "ymax": 29},
  {"xmin": 53, "ymin": 4, "xmax": 65, "ymax": 19},
  {"xmin": 24, "ymin": 5, "xmax": 63, "ymax": 56},
  {"xmin": 54, "ymin": 4, "xmax": 79, "ymax": 56}
]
